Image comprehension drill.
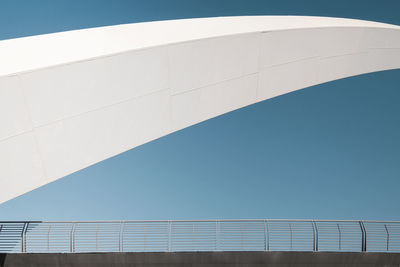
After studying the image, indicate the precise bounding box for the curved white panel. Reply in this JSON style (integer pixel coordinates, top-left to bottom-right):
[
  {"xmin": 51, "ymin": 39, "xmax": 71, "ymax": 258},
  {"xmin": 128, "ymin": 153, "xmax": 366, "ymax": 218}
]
[{"xmin": 0, "ymin": 16, "xmax": 400, "ymax": 203}]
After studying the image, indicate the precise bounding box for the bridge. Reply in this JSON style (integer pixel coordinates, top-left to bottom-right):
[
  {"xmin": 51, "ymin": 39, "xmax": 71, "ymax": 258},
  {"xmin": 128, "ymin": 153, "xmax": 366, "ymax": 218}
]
[{"xmin": 1, "ymin": 15, "xmax": 400, "ymax": 266}]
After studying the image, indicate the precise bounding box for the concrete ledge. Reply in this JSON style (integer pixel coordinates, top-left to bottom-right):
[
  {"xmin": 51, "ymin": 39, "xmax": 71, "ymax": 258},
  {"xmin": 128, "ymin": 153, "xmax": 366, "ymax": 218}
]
[{"xmin": 1, "ymin": 251, "xmax": 400, "ymax": 267}]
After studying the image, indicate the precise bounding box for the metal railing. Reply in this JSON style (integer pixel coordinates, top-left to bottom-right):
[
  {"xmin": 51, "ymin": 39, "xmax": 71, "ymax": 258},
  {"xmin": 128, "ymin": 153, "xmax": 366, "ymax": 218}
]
[{"xmin": 0, "ymin": 220, "xmax": 399, "ymax": 253}]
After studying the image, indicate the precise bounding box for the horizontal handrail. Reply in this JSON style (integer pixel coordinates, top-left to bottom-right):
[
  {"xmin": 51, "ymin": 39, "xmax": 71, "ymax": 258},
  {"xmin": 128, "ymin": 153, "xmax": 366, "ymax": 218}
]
[
  {"xmin": 1, "ymin": 219, "xmax": 397, "ymax": 223},
  {"xmin": 0, "ymin": 220, "xmax": 398, "ymax": 253}
]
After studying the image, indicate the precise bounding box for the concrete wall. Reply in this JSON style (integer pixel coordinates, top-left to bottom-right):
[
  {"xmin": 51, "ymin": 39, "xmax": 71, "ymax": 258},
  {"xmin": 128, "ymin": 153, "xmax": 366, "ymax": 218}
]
[{"xmin": 1, "ymin": 251, "xmax": 400, "ymax": 267}]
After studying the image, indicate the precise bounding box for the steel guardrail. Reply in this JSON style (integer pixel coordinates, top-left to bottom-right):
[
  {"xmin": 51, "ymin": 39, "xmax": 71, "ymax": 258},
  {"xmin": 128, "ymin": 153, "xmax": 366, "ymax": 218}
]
[{"xmin": 0, "ymin": 220, "xmax": 399, "ymax": 253}]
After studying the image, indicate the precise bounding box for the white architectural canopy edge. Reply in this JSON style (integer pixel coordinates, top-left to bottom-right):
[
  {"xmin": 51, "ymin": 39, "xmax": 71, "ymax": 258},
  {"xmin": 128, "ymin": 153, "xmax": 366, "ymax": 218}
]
[{"xmin": 0, "ymin": 16, "xmax": 400, "ymax": 204}]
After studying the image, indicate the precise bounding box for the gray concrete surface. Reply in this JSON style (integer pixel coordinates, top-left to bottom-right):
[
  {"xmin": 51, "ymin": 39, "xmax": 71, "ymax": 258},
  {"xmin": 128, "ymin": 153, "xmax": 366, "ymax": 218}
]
[{"xmin": 1, "ymin": 251, "xmax": 400, "ymax": 267}]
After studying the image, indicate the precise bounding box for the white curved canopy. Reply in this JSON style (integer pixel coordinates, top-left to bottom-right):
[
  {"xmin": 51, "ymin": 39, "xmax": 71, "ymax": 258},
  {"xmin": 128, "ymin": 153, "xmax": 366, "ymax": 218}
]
[{"xmin": 1, "ymin": 16, "xmax": 400, "ymax": 204}]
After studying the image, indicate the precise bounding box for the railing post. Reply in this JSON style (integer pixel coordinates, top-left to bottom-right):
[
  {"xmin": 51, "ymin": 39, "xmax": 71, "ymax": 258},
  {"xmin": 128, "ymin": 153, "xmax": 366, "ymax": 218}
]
[
  {"xmin": 119, "ymin": 221, "xmax": 125, "ymax": 252},
  {"xmin": 359, "ymin": 221, "xmax": 367, "ymax": 252},
  {"xmin": 312, "ymin": 221, "xmax": 318, "ymax": 252},
  {"xmin": 337, "ymin": 223, "xmax": 341, "ymax": 251},
  {"xmin": 263, "ymin": 220, "xmax": 267, "ymax": 252},
  {"xmin": 25, "ymin": 222, "xmax": 29, "ymax": 253},
  {"xmin": 118, "ymin": 222, "xmax": 121, "ymax": 252},
  {"xmin": 289, "ymin": 223, "xmax": 293, "ymax": 250},
  {"xmin": 70, "ymin": 223, "xmax": 76, "ymax": 253},
  {"xmin": 216, "ymin": 220, "xmax": 220, "ymax": 251},
  {"xmin": 168, "ymin": 220, "xmax": 171, "ymax": 252},
  {"xmin": 47, "ymin": 225, "xmax": 51, "ymax": 252},
  {"xmin": 95, "ymin": 224, "xmax": 99, "ymax": 252},
  {"xmin": 21, "ymin": 223, "xmax": 25, "ymax": 253},
  {"xmin": 384, "ymin": 224, "xmax": 389, "ymax": 252},
  {"xmin": 266, "ymin": 220, "xmax": 270, "ymax": 251},
  {"xmin": 21, "ymin": 222, "xmax": 28, "ymax": 253}
]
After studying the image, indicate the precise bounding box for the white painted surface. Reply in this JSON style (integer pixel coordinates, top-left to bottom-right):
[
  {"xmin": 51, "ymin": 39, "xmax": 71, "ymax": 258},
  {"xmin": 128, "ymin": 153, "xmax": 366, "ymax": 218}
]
[
  {"xmin": 0, "ymin": 16, "xmax": 400, "ymax": 203},
  {"xmin": 0, "ymin": 76, "xmax": 32, "ymax": 140}
]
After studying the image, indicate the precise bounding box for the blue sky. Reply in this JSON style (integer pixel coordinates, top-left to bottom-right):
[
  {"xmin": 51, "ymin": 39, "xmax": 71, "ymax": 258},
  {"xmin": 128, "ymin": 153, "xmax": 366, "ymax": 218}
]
[{"xmin": 0, "ymin": 0, "xmax": 399, "ymax": 221}]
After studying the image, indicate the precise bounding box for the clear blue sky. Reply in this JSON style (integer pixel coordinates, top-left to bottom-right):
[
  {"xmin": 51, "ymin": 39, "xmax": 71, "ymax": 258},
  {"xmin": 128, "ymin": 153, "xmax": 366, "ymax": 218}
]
[{"xmin": 0, "ymin": 0, "xmax": 399, "ymax": 221}]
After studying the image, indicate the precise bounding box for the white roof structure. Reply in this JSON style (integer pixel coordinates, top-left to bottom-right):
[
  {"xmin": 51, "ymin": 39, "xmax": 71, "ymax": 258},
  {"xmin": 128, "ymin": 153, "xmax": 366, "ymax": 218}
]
[{"xmin": 1, "ymin": 16, "xmax": 400, "ymax": 204}]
